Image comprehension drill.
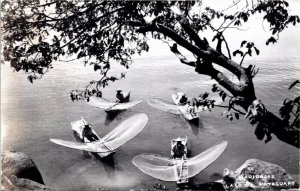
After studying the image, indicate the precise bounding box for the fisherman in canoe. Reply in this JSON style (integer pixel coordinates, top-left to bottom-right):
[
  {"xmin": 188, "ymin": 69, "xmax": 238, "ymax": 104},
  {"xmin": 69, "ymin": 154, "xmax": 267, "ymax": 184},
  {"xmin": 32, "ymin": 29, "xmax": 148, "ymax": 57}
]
[
  {"xmin": 116, "ymin": 89, "xmax": 127, "ymax": 103},
  {"xmin": 172, "ymin": 139, "xmax": 186, "ymax": 159},
  {"xmin": 185, "ymin": 99, "xmax": 197, "ymax": 117},
  {"xmin": 50, "ymin": 113, "xmax": 148, "ymax": 158},
  {"xmin": 82, "ymin": 124, "xmax": 99, "ymax": 142},
  {"xmin": 179, "ymin": 93, "xmax": 188, "ymax": 105}
]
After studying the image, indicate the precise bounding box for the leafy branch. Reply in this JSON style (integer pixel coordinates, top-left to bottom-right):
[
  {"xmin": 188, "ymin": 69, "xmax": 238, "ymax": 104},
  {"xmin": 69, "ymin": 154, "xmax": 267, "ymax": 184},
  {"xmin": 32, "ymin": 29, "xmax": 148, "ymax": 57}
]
[
  {"xmin": 233, "ymin": 41, "xmax": 260, "ymax": 66},
  {"xmin": 279, "ymin": 80, "xmax": 300, "ymax": 130}
]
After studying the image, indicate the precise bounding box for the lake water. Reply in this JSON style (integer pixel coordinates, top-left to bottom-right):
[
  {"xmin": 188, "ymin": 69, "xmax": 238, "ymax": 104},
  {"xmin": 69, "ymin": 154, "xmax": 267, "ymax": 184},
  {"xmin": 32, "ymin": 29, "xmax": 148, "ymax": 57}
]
[{"xmin": 1, "ymin": 55, "xmax": 299, "ymax": 191}]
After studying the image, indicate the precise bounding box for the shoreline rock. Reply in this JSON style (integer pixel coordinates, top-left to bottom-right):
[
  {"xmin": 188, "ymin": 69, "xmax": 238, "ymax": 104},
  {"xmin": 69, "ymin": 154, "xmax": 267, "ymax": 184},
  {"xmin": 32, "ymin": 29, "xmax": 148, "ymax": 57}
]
[
  {"xmin": 2, "ymin": 151, "xmax": 44, "ymax": 184},
  {"xmin": 1, "ymin": 174, "xmax": 53, "ymax": 191},
  {"xmin": 222, "ymin": 159, "xmax": 299, "ymax": 191},
  {"xmin": 1, "ymin": 151, "xmax": 55, "ymax": 191}
]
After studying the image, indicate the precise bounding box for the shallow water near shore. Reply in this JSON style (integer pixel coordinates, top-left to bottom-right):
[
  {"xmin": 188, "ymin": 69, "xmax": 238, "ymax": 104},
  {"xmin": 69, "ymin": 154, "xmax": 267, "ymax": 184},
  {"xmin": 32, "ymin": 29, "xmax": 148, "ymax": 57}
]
[{"xmin": 1, "ymin": 55, "xmax": 299, "ymax": 190}]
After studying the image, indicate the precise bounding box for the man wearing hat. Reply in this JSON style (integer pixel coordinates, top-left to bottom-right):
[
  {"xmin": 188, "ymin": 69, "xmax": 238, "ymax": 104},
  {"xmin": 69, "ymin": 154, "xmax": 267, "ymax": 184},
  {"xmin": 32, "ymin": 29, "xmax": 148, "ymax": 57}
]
[
  {"xmin": 116, "ymin": 89, "xmax": 126, "ymax": 103},
  {"xmin": 172, "ymin": 138, "xmax": 186, "ymax": 158},
  {"xmin": 82, "ymin": 124, "xmax": 99, "ymax": 142},
  {"xmin": 179, "ymin": 93, "xmax": 188, "ymax": 105}
]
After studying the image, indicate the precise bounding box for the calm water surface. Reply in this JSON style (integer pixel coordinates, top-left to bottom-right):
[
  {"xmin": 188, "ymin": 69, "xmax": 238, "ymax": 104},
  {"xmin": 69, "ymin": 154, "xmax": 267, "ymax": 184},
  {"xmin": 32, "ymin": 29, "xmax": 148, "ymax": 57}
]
[{"xmin": 1, "ymin": 56, "xmax": 299, "ymax": 190}]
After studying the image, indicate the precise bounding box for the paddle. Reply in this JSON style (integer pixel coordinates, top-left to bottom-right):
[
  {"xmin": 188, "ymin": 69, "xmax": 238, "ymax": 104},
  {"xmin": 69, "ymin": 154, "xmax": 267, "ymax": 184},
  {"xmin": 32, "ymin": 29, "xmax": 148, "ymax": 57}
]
[
  {"xmin": 105, "ymin": 100, "xmax": 120, "ymax": 112},
  {"xmin": 81, "ymin": 116, "xmax": 88, "ymax": 124},
  {"xmin": 100, "ymin": 97, "xmax": 111, "ymax": 102}
]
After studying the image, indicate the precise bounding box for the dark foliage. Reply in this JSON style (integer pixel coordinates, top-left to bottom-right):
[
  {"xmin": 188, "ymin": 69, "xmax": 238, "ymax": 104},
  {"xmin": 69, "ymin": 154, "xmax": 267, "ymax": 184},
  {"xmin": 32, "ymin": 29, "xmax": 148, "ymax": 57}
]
[{"xmin": 279, "ymin": 81, "xmax": 300, "ymax": 130}]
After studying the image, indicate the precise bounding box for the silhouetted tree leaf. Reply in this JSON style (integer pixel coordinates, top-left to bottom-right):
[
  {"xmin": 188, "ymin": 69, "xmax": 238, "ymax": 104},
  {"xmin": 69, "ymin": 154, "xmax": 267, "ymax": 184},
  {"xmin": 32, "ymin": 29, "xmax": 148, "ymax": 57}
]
[
  {"xmin": 233, "ymin": 50, "xmax": 243, "ymax": 57},
  {"xmin": 248, "ymin": 49, "xmax": 252, "ymax": 56},
  {"xmin": 254, "ymin": 47, "xmax": 260, "ymax": 55},
  {"xmin": 241, "ymin": 40, "xmax": 247, "ymax": 47},
  {"xmin": 222, "ymin": 93, "xmax": 226, "ymax": 101},
  {"xmin": 293, "ymin": 96, "xmax": 300, "ymax": 104},
  {"xmin": 234, "ymin": 20, "xmax": 241, "ymax": 26},
  {"xmin": 234, "ymin": 113, "xmax": 239, "ymax": 120},
  {"xmin": 27, "ymin": 76, "xmax": 33, "ymax": 83},
  {"xmin": 255, "ymin": 123, "xmax": 265, "ymax": 140},
  {"xmin": 212, "ymin": 84, "xmax": 218, "ymax": 92},
  {"xmin": 266, "ymin": 36, "xmax": 277, "ymax": 45}
]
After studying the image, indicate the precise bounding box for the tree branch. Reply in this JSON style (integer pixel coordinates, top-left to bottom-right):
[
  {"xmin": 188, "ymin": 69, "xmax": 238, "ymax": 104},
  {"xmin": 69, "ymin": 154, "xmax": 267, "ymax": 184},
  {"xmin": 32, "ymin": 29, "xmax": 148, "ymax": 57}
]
[
  {"xmin": 178, "ymin": 17, "xmax": 209, "ymax": 49},
  {"xmin": 129, "ymin": 20, "xmax": 245, "ymax": 78},
  {"xmin": 169, "ymin": 43, "xmax": 242, "ymax": 95},
  {"xmin": 129, "ymin": 21, "xmax": 205, "ymax": 57},
  {"xmin": 223, "ymin": 36, "xmax": 232, "ymax": 59},
  {"xmin": 129, "ymin": 20, "xmax": 255, "ymax": 97},
  {"xmin": 169, "ymin": 43, "xmax": 196, "ymax": 67},
  {"xmin": 240, "ymin": 52, "xmax": 249, "ymax": 65}
]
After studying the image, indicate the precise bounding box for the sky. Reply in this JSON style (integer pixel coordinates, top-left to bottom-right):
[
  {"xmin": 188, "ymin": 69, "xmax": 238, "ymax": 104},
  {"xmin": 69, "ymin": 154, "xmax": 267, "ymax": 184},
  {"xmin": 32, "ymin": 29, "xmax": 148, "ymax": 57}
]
[{"xmin": 136, "ymin": 0, "xmax": 300, "ymax": 60}]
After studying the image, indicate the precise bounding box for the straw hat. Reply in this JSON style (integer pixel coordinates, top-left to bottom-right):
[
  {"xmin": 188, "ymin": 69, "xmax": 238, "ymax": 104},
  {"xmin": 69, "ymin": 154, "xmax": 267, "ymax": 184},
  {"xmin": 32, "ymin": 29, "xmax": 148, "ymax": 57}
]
[{"xmin": 174, "ymin": 137, "xmax": 183, "ymax": 142}]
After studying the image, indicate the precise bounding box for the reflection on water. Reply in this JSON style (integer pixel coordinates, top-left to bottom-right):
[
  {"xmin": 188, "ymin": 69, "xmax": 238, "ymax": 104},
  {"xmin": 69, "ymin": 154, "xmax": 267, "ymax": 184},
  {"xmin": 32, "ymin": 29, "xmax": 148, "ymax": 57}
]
[
  {"xmin": 175, "ymin": 115, "xmax": 203, "ymax": 135},
  {"xmin": 104, "ymin": 111, "xmax": 124, "ymax": 125},
  {"xmin": 188, "ymin": 119, "xmax": 203, "ymax": 135},
  {"xmin": 81, "ymin": 151, "xmax": 92, "ymax": 159},
  {"xmin": 1, "ymin": 56, "xmax": 299, "ymax": 190},
  {"xmin": 94, "ymin": 154, "xmax": 116, "ymax": 181}
]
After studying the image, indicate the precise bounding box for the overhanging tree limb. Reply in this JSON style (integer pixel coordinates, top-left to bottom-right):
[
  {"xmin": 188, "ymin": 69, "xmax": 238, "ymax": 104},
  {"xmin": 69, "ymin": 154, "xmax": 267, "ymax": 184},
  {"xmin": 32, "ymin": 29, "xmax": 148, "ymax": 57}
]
[
  {"xmin": 169, "ymin": 43, "xmax": 244, "ymax": 96},
  {"xmin": 129, "ymin": 20, "xmax": 254, "ymax": 97},
  {"xmin": 178, "ymin": 16, "xmax": 208, "ymax": 49}
]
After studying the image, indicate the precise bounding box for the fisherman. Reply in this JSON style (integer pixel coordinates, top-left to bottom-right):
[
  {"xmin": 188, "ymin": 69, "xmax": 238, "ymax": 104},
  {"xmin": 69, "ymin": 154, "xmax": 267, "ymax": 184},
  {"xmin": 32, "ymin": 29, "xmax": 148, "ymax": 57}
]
[
  {"xmin": 186, "ymin": 100, "xmax": 196, "ymax": 116},
  {"xmin": 82, "ymin": 124, "xmax": 99, "ymax": 142},
  {"xmin": 179, "ymin": 93, "xmax": 188, "ymax": 105},
  {"xmin": 116, "ymin": 89, "xmax": 127, "ymax": 103},
  {"xmin": 191, "ymin": 98, "xmax": 198, "ymax": 107},
  {"xmin": 172, "ymin": 140, "xmax": 186, "ymax": 159}
]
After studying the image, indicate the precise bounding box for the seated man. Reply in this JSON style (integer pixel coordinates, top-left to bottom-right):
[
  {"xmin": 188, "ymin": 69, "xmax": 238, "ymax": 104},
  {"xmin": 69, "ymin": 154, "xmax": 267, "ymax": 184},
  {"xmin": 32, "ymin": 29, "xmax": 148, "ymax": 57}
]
[
  {"xmin": 116, "ymin": 89, "xmax": 127, "ymax": 103},
  {"xmin": 82, "ymin": 124, "xmax": 99, "ymax": 142},
  {"xmin": 172, "ymin": 141, "xmax": 186, "ymax": 159},
  {"xmin": 186, "ymin": 100, "xmax": 196, "ymax": 116},
  {"xmin": 179, "ymin": 93, "xmax": 188, "ymax": 105}
]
